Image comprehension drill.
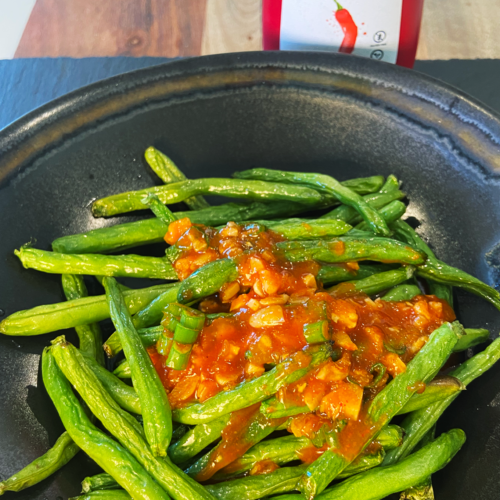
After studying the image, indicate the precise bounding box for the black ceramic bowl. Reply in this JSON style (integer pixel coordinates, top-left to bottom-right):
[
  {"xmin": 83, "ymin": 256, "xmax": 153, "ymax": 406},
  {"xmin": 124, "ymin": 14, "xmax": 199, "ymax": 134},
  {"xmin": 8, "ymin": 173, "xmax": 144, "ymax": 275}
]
[{"xmin": 1, "ymin": 52, "xmax": 500, "ymax": 500}]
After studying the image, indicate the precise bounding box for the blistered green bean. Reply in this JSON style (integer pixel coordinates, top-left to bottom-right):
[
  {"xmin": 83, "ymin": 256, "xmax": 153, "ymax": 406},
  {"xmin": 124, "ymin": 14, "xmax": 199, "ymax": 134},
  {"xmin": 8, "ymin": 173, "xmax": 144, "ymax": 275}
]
[
  {"xmin": 92, "ymin": 179, "xmax": 327, "ymax": 217},
  {"xmin": 235, "ymin": 169, "xmax": 389, "ymax": 235},
  {"xmin": 278, "ymin": 237, "xmax": 425, "ymax": 265},
  {"xmin": 104, "ymin": 277, "xmax": 172, "ymax": 455},
  {"xmin": 173, "ymin": 344, "xmax": 332, "ymax": 424},
  {"xmin": 321, "ymin": 190, "xmax": 405, "ymax": 224},
  {"xmin": 16, "ymin": 247, "xmax": 177, "ymax": 280},
  {"xmin": 0, "ymin": 432, "xmax": 79, "ymax": 495},
  {"xmin": 42, "ymin": 348, "xmax": 169, "ymax": 500},
  {"xmin": 0, "ymin": 283, "xmax": 172, "ymax": 336},
  {"xmin": 384, "ymin": 336, "xmax": 500, "ymax": 466},
  {"xmin": 297, "ymin": 322, "xmax": 461, "ymax": 498},
  {"xmin": 52, "ymin": 202, "xmax": 311, "ymax": 254},
  {"xmin": 51, "ymin": 338, "xmax": 213, "ymax": 500},
  {"xmin": 144, "ymin": 146, "xmax": 210, "ymax": 210},
  {"xmin": 81, "ymin": 472, "xmax": 120, "ymax": 493}
]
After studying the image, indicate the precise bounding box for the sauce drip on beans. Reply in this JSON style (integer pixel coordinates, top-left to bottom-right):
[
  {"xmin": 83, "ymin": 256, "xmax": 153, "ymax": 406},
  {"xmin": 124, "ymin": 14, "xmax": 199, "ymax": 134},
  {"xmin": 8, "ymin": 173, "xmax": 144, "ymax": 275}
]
[{"xmin": 150, "ymin": 219, "xmax": 455, "ymax": 452}]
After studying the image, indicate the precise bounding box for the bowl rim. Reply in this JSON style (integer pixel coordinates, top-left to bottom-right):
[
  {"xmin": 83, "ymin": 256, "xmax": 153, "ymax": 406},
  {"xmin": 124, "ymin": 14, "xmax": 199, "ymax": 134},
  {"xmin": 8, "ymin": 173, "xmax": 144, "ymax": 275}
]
[{"xmin": 1, "ymin": 51, "xmax": 500, "ymax": 183}]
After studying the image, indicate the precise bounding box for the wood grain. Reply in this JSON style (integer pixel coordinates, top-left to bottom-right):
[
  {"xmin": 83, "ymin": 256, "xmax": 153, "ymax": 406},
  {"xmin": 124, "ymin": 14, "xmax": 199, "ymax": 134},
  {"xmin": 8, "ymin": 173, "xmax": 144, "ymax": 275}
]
[
  {"xmin": 201, "ymin": 0, "xmax": 262, "ymax": 56},
  {"xmin": 15, "ymin": 0, "xmax": 207, "ymax": 58},
  {"xmin": 416, "ymin": 0, "xmax": 500, "ymax": 60},
  {"xmin": 13, "ymin": 0, "xmax": 500, "ymax": 60}
]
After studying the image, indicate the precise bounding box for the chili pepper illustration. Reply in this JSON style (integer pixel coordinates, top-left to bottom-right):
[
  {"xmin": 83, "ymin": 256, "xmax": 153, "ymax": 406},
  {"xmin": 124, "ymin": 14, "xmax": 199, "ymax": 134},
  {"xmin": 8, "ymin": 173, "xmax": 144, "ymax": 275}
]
[{"xmin": 334, "ymin": 1, "xmax": 358, "ymax": 54}]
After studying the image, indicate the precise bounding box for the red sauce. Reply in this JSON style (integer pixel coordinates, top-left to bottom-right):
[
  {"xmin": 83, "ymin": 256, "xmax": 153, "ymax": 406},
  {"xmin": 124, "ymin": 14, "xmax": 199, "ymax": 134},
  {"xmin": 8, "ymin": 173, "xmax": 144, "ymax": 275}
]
[
  {"xmin": 250, "ymin": 460, "xmax": 280, "ymax": 476},
  {"xmin": 150, "ymin": 220, "xmax": 455, "ymax": 474}
]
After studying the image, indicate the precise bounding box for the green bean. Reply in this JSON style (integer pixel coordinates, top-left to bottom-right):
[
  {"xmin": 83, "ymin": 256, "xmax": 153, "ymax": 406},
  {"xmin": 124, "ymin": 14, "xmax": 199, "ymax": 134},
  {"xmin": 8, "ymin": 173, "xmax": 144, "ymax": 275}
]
[
  {"xmin": 399, "ymin": 425, "xmax": 436, "ymax": 500},
  {"xmin": 104, "ymin": 325, "xmax": 163, "ymax": 357},
  {"xmin": 61, "ymin": 274, "xmax": 104, "ymax": 364},
  {"xmin": 0, "ymin": 283, "xmax": 172, "ymax": 336},
  {"xmin": 417, "ymin": 260, "xmax": 500, "ymax": 312},
  {"xmin": 0, "ymin": 431, "xmax": 79, "ymax": 495},
  {"xmin": 260, "ymin": 219, "xmax": 352, "ymax": 240},
  {"xmin": 71, "ymin": 491, "xmax": 131, "ymax": 499},
  {"xmin": 113, "ymin": 359, "xmax": 131, "ymax": 379},
  {"xmin": 261, "ymin": 373, "xmax": 462, "ymax": 421},
  {"xmin": 374, "ymin": 425, "xmax": 404, "ymax": 449},
  {"xmin": 297, "ymin": 321, "xmax": 461, "ymax": 498},
  {"xmin": 82, "ymin": 473, "xmax": 120, "ymax": 493},
  {"xmin": 260, "ymin": 397, "xmax": 307, "ymax": 419},
  {"xmin": 205, "ymin": 449, "xmax": 387, "ymax": 499},
  {"xmin": 0, "ymin": 270, "xmax": 95, "ymax": 498},
  {"xmin": 329, "ymin": 267, "xmax": 416, "ymax": 296},
  {"xmin": 170, "ymin": 423, "xmax": 190, "ymax": 445},
  {"xmin": 186, "ymin": 410, "xmax": 286, "ymax": 481},
  {"xmin": 341, "ymin": 176, "xmax": 385, "ymax": 194},
  {"xmin": 454, "ymin": 328, "xmax": 490, "ymax": 351},
  {"xmin": 16, "ymin": 247, "xmax": 177, "ymax": 280},
  {"xmin": 369, "ymin": 323, "xmax": 462, "ymax": 421},
  {"xmin": 235, "ymin": 169, "xmax": 389, "ymax": 235},
  {"xmin": 173, "ymin": 343, "xmax": 332, "ymax": 424},
  {"xmin": 214, "ymin": 435, "xmax": 310, "ymax": 480},
  {"xmin": 177, "ymin": 258, "xmax": 238, "ymax": 303},
  {"xmin": 321, "ymin": 190, "xmax": 405, "ymax": 223},
  {"xmin": 337, "ymin": 449, "xmax": 386, "ymax": 479},
  {"xmin": 103, "ymin": 277, "xmax": 172, "ymax": 455},
  {"xmin": 234, "ymin": 170, "xmax": 385, "ymax": 196},
  {"xmin": 206, "ymin": 466, "xmax": 306, "ymax": 500},
  {"xmin": 317, "ymin": 264, "xmax": 397, "ymax": 286},
  {"xmin": 94, "ymin": 275, "xmax": 131, "ymax": 290},
  {"xmin": 41, "ymin": 348, "xmax": 169, "ymax": 500},
  {"xmin": 92, "ymin": 179, "xmax": 327, "ymax": 217},
  {"xmin": 390, "ymin": 220, "xmax": 453, "ymax": 305},
  {"xmin": 105, "ymin": 284, "xmax": 180, "ymax": 361},
  {"xmin": 278, "ymin": 237, "xmax": 425, "ymax": 265},
  {"xmin": 52, "ymin": 202, "xmax": 311, "ymax": 254},
  {"xmin": 144, "ymin": 146, "xmax": 210, "ymax": 210},
  {"xmin": 83, "ymin": 352, "xmax": 141, "ymax": 414},
  {"xmin": 354, "ymin": 200, "xmax": 406, "ymax": 231},
  {"xmin": 133, "ymin": 284, "xmax": 181, "ymax": 329},
  {"xmin": 396, "ymin": 376, "xmax": 464, "ymax": 415},
  {"xmin": 271, "ymin": 429, "xmax": 465, "ymax": 500},
  {"xmin": 50, "ymin": 339, "xmax": 214, "ymax": 500},
  {"xmin": 379, "ymin": 174, "xmax": 400, "ymax": 193},
  {"xmin": 142, "ymin": 192, "xmax": 176, "ymax": 224},
  {"xmin": 383, "ymin": 283, "xmax": 422, "ymax": 301},
  {"xmin": 215, "ymin": 433, "xmax": 387, "ymax": 482},
  {"xmin": 384, "ymin": 336, "xmax": 500, "ymax": 466},
  {"xmin": 169, "ymin": 415, "xmax": 231, "ymax": 466}
]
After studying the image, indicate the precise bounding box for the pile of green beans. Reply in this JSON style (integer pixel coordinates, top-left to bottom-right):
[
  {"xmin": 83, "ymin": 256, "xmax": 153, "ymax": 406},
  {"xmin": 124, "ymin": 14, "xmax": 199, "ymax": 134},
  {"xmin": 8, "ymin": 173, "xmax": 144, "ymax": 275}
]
[{"xmin": 1, "ymin": 149, "xmax": 499, "ymax": 500}]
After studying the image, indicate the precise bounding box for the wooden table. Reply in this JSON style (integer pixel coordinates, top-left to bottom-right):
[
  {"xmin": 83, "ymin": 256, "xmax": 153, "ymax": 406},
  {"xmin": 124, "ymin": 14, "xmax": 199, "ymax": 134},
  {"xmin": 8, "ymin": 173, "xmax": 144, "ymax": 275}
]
[{"xmin": 13, "ymin": 0, "xmax": 500, "ymax": 60}]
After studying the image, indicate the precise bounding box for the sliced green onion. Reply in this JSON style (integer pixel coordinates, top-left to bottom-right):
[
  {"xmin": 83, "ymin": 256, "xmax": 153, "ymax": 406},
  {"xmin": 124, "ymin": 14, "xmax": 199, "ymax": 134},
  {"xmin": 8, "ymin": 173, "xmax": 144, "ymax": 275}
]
[
  {"xmin": 161, "ymin": 311, "xmax": 180, "ymax": 332},
  {"xmin": 303, "ymin": 320, "xmax": 331, "ymax": 344},
  {"xmin": 174, "ymin": 323, "xmax": 200, "ymax": 344},
  {"xmin": 384, "ymin": 342, "xmax": 406, "ymax": 356},
  {"xmin": 165, "ymin": 303, "xmax": 185, "ymax": 317},
  {"xmin": 180, "ymin": 308, "xmax": 206, "ymax": 331},
  {"xmin": 367, "ymin": 362, "xmax": 386, "ymax": 388},
  {"xmin": 166, "ymin": 341, "xmax": 193, "ymax": 370},
  {"xmin": 157, "ymin": 330, "xmax": 174, "ymax": 356}
]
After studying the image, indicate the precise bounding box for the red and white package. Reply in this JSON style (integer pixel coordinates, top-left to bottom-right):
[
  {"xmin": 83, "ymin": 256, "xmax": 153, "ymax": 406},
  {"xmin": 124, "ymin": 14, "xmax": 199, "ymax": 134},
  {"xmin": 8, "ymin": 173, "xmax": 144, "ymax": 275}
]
[{"xmin": 263, "ymin": 0, "xmax": 424, "ymax": 68}]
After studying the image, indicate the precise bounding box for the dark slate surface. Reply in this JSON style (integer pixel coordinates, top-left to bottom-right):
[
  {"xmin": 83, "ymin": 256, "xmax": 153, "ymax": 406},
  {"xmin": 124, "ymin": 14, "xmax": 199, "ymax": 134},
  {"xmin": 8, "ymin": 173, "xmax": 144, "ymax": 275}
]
[{"xmin": 0, "ymin": 57, "xmax": 499, "ymax": 132}]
